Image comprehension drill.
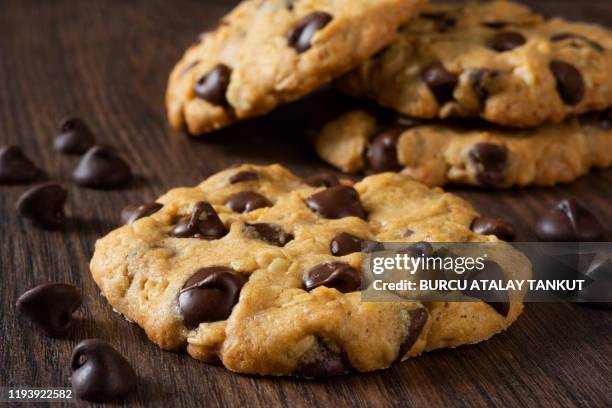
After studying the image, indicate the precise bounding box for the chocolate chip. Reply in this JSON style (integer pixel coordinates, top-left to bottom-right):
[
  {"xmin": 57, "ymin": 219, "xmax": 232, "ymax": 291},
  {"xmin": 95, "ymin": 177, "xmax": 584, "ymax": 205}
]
[
  {"xmin": 194, "ymin": 64, "xmax": 232, "ymax": 106},
  {"xmin": 244, "ymin": 222, "xmax": 293, "ymax": 247},
  {"xmin": 488, "ymin": 31, "xmax": 526, "ymax": 52},
  {"xmin": 287, "ymin": 11, "xmax": 333, "ymax": 53},
  {"xmin": 536, "ymin": 199, "xmax": 603, "ymax": 242},
  {"xmin": 577, "ymin": 260, "xmax": 612, "ymax": 310},
  {"xmin": 303, "ymin": 172, "xmax": 340, "ymax": 188},
  {"xmin": 229, "ymin": 171, "xmax": 259, "ymax": 184},
  {"xmin": 226, "ymin": 191, "xmax": 271, "ymax": 213},
  {"xmin": 16, "ymin": 183, "xmax": 67, "ymax": 229},
  {"xmin": 550, "ymin": 60, "xmax": 584, "ymax": 106},
  {"xmin": 179, "ymin": 266, "xmax": 247, "ymax": 327},
  {"xmin": 468, "ymin": 143, "xmax": 508, "ymax": 187},
  {"xmin": 16, "ymin": 283, "xmax": 81, "ymax": 337},
  {"xmin": 171, "ymin": 201, "xmax": 228, "ymax": 240},
  {"xmin": 581, "ymin": 108, "xmax": 612, "ymax": 130},
  {"xmin": 0, "ymin": 145, "xmax": 38, "ymax": 183},
  {"xmin": 54, "ymin": 117, "xmax": 95, "ymax": 155},
  {"xmin": 366, "ymin": 127, "xmax": 404, "ymax": 173},
  {"xmin": 303, "ymin": 262, "xmax": 361, "ymax": 293},
  {"xmin": 395, "ymin": 308, "xmax": 428, "ymax": 363},
  {"xmin": 482, "ymin": 21, "xmax": 508, "ymax": 29},
  {"xmin": 471, "ymin": 216, "xmax": 516, "ymax": 241},
  {"xmin": 551, "ymin": 32, "xmax": 604, "ymax": 52},
  {"xmin": 120, "ymin": 202, "xmax": 163, "ymax": 225},
  {"xmin": 420, "ymin": 11, "xmax": 456, "ymax": 32},
  {"xmin": 462, "ymin": 261, "xmax": 510, "ymax": 317},
  {"xmin": 422, "ymin": 62, "xmax": 458, "ymax": 105},
  {"xmin": 295, "ymin": 338, "xmax": 352, "ymax": 378},
  {"xmin": 72, "ymin": 146, "xmax": 132, "ymax": 189},
  {"xmin": 330, "ymin": 232, "xmax": 366, "ymax": 256},
  {"xmin": 71, "ymin": 339, "xmax": 136, "ymax": 402},
  {"xmin": 470, "ymin": 69, "xmax": 500, "ymax": 102},
  {"xmin": 397, "ymin": 241, "xmax": 434, "ymax": 258},
  {"xmin": 306, "ymin": 185, "xmax": 367, "ymax": 220}
]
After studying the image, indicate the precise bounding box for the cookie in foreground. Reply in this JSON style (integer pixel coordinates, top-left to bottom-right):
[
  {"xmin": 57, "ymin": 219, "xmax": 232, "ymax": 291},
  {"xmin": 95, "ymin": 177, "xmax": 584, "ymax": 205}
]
[
  {"xmin": 338, "ymin": 1, "xmax": 612, "ymax": 127},
  {"xmin": 166, "ymin": 0, "xmax": 427, "ymax": 135},
  {"xmin": 90, "ymin": 164, "xmax": 528, "ymax": 377}
]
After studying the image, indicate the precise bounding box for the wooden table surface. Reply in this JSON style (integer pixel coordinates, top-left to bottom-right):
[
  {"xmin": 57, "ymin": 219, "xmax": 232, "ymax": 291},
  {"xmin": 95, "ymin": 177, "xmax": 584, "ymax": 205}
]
[{"xmin": 1, "ymin": 0, "xmax": 611, "ymax": 406}]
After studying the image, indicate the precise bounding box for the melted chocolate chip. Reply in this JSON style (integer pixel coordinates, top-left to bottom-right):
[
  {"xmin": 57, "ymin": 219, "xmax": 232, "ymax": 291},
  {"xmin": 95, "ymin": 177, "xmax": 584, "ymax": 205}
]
[
  {"xmin": 229, "ymin": 171, "xmax": 259, "ymax": 184},
  {"xmin": 422, "ymin": 62, "xmax": 458, "ymax": 105},
  {"xmin": 71, "ymin": 339, "xmax": 136, "ymax": 402},
  {"xmin": 536, "ymin": 199, "xmax": 603, "ymax": 242},
  {"xmin": 306, "ymin": 185, "xmax": 367, "ymax": 220},
  {"xmin": 330, "ymin": 232, "xmax": 366, "ymax": 256},
  {"xmin": 303, "ymin": 172, "xmax": 340, "ymax": 188},
  {"xmin": 295, "ymin": 338, "xmax": 352, "ymax": 378},
  {"xmin": 550, "ymin": 60, "xmax": 584, "ymax": 106},
  {"xmin": 551, "ymin": 32, "xmax": 604, "ymax": 52},
  {"xmin": 0, "ymin": 145, "xmax": 38, "ymax": 183},
  {"xmin": 54, "ymin": 117, "xmax": 95, "ymax": 155},
  {"xmin": 16, "ymin": 283, "xmax": 81, "ymax": 337},
  {"xmin": 226, "ymin": 191, "xmax": 271, "ymax": 213},
  {"xmin": 287, "ymin": 11, "xmax": 333, "ymax": 53},
  {"xmin": 470, "ymin": 69, "xmax": 500, "ymax": 102},
  {"xmin": 366, "ymin": 127, "xmax": 404, "ymax": 173},
  {"xmin": 303, "ymin": 262, "xmax": 361, "ymax": 293},
  {"xmin": 462, "ymin": 261, "xmax": 510, "ymax": 316},
  {"xmin": 488, "ymin": 31, "xmax": 526, "ymax": 52},
  {"xmin": 194, "ymin": 64, "xmax": 232, "ymax": 106},
  {"xmin": 395, "ymin": 308, "xmax": 428, "ymax": 363},
  {"xmin": 468, "ymin": 143, "xmax": 508, "ymax": 187},
  {"xmin": 471, "ymin": 216, "xmax": 516, "ymax": 241},
  {"xmin": 171, "ymin": 201, "xmax": 228, "ymax": 240},
  {"xmin": 120, "ymin": 202, "xmax": 163, "ymax": 225},
  {"xmin": 16, "ymin": 183, "xmax": 67, "ymax": 229},
  {"xmin": 244, "ymin": 222, "xmax": 293, "ymax": 247},
  {"xmin": 179, "ymin": 266, "xmax": 247, "ymax": 327},
  {"xmin": 72, "ymin": 146, "xmax": 132, "ymax": 189}
]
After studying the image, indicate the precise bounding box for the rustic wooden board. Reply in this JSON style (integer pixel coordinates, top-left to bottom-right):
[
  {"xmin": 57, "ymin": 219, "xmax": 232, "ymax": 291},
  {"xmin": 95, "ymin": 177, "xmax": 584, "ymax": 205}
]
[{"xmin": 1, "ymin": 0, "xmax": 611, "ymax": 406}]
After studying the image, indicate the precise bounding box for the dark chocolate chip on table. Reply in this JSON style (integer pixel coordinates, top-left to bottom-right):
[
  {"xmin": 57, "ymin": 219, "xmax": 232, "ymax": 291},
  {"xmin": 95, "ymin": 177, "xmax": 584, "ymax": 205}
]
[
  {"xmin": 303, "ymin": 172, "xmax": 340, "ymax": 188},
  {"xmin": 54, "ymin": 117, "xmax": 96, "ymax": 155},
  {"xmin": 295, "ymin": 338, "xmax": 353, "ymax": 378},
  {"xmin": 549, "ymin": 60, "xmax": 584, "ymax": 106},
  {"xmin": 229, "ymin": 171, "xmax": 259, "ymax": 184},
  {"xmin": 421, "ymin": 62, "xmax": 458, "ymax": 105},
  {"xmin": 194, "ymin": 63, "xmax": 232, "ymax": 106},
  {"xmin": 306, "ymin": 185, "xmax": 367, "ymax": 220},
  {"xmin": 0, "ymin": 145, "xmax": 38, "ymax": 183},
  {"xmin": 72, "ymin": 146, "xmax": 132, "ymax": 189},
  {"xmin": 16, "ymin": 183, "xmax": 67, "ymax": 229},
  {"xmin": 394, "ymin": 308, "xmax": 428, "ymax": 363},
  {"xmin": 576, "ymin": 259, "xmax": 612, "ymax": 310},
  {"xmin": 71, "ymin": 339, "xmax": 136, "ymax": 402},
  {"xmin": 16, "ymin": 283, "xmax": 81, "ymax": 337},
  {"xmin": 288, "ymin": 11, "xmax": 333, "ymax": 53},
  {"xmin": 303, "ymin": 262, "xmax": 361, "ymax": 293},
  {"xmin": 244, "ymin": 222, "xmax": 293, "ymax": 247},
  {"xmin": 121, "ymin": 202, "xmax": 163, "ymax": 225},
  {"xmin": 179, "ymin": 266, "xmax": 247, "ymax": 327},
  {"xmin": 468, "ymin": 143, "xmax": 508, "ymax": 187},
  {"xmin": 226, "ymin": 191, "xmax": 271, "ymax": 213},
  {"xmin": 536, "ymin": 198, "xmax": 603, "ymax": 242},
  {"xmin": 366, "ymin": 127, "xmax": 404, "ymax": 173},
  {"xmin": 471, "ymin": 216, "xmax": 516, "ymax": 241},
  {"xmin": 488, "ymin": 31, "xmax": 526, "ymax": 52},
  {"xmin": 171, "ymin": 201, "xmax": 228, "ymax": 239}
]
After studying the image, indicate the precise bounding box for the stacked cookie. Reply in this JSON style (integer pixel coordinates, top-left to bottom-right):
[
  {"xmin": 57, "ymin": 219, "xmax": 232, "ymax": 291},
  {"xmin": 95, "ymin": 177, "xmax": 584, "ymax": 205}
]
[{"xmin": 316, "ymin": 1, "xmax": 612, "ymax": 187}]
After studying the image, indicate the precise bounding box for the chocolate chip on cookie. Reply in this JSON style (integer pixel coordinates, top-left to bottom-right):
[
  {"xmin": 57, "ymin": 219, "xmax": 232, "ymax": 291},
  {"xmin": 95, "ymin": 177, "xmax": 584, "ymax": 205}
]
[
  {"xmin": 0, "ymin": 145, "xmax": 38, "ymax": 184},
  {"xmin": 303, "ymin": 262, "xmax": 361, "ymax": 293},
  {"xmin": 295, "ymin": 338, "xmax": 353, "ymax": 378},
  {"xmin": 394, "ymin": 308, "xmax": 428, "ymax": 363},
  {"xmin": 16, "ymin": 183, "xmax": 67, "ymax": 229},
  {"xmin": 303, "ymin": 172, "xmax": 340, "ymax": 188},
  {"xmin": 306, "ymin": 185, "xmax": 367, "ymax": 220},
  {"xmin": 171, "ymin": 201, "xmax": 228, "ymax": 239},
  {"xmin": 397, "ymin": 241, "xmax": 434, "ymax": 258},
  {"xmin": 120, "ymin": 202, "xmax": 163, "ymax": 225},
  {"xmin": 330, "ymin": 232, "xmax": 366, "ymax": 256},
  {"xmin": 471, "ymin": 216, "xmax": 516, "ymax": 241},
  {"xmin": 536, "ymin": 198, "xmax": 603, "ymax": 242},
  {"xmin": 550, "ymin": 60, "xmax": 584, "ymax": 106},
  {"xmin": 194, "ymin": 64, "xmax": 232, "ymax": 106},
  {"xmin": 71, "ymin": 339, "xmax": 136, "ymax": 402},
  {"xmin": 244, "ymin": 222, "xmax": 293, "ymax": 247},
  {"xmin": 468, "ymin": 143, "xmax": 508, "ymax": 187},
  {"xmin": 470, "ymin": 69, "xmax": 501, "ymax": 103},
  {"xmin": 487, "ymin": 31, "xmax": 526, "ymax": 52},
  {"xmin": 462, "ymin": 261, "xmax": 510, "ymax": 317},
  {"xmin": 421, "ymin": 62, "xmax": 457, "ymax": 105},
  {"xmin": 179, "ymin": 267, "xmax": 247, "ymax": 327},
  {"xmin": 226, "ymin": 191, "xmax": 271, "ymax": 213},
  {"xmin": 54, "ymin": 117, "xmax": 96, "ymax": 155},
  {"xmin": 366, "ymin": 127, "xmax": 404, "ymax": 173},
  {"xmin": 229, "ymin": 171, "xmax": 259, "ymax": 184},
  {"xmin": 73, "ymin": 146, "xmax": 132, "ymax": 189},
  {"xmin": 16, "ymin": 283, "xmax": 81, "ymax": 337},
  {"xmin": 287, "ymin": 12, "xmax": 333, "ymax": 53}
]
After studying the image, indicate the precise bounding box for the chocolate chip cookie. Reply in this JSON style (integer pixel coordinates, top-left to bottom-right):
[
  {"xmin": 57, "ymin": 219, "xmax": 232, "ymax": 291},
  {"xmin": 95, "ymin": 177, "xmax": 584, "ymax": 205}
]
[
  {"xmin": 90, "ymin": 164, "xmax": 528, "ymax": 377},
  {"xmin": 315, "ymin": 108, "xmax": 612, "ymax": 188},
  {"xmin": 338, "ymin": 1, "xmax": 612, "ymax": 127},
  {"xmin": 166, "ymin": 0, "xmax": 427, "ymax": 135}
]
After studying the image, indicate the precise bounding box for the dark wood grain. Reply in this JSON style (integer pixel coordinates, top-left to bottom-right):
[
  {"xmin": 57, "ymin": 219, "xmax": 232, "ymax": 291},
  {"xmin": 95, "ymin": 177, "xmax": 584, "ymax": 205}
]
[{"xmin": 1, "ymin": 0, "xmax": 611, "ymax": 407}]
